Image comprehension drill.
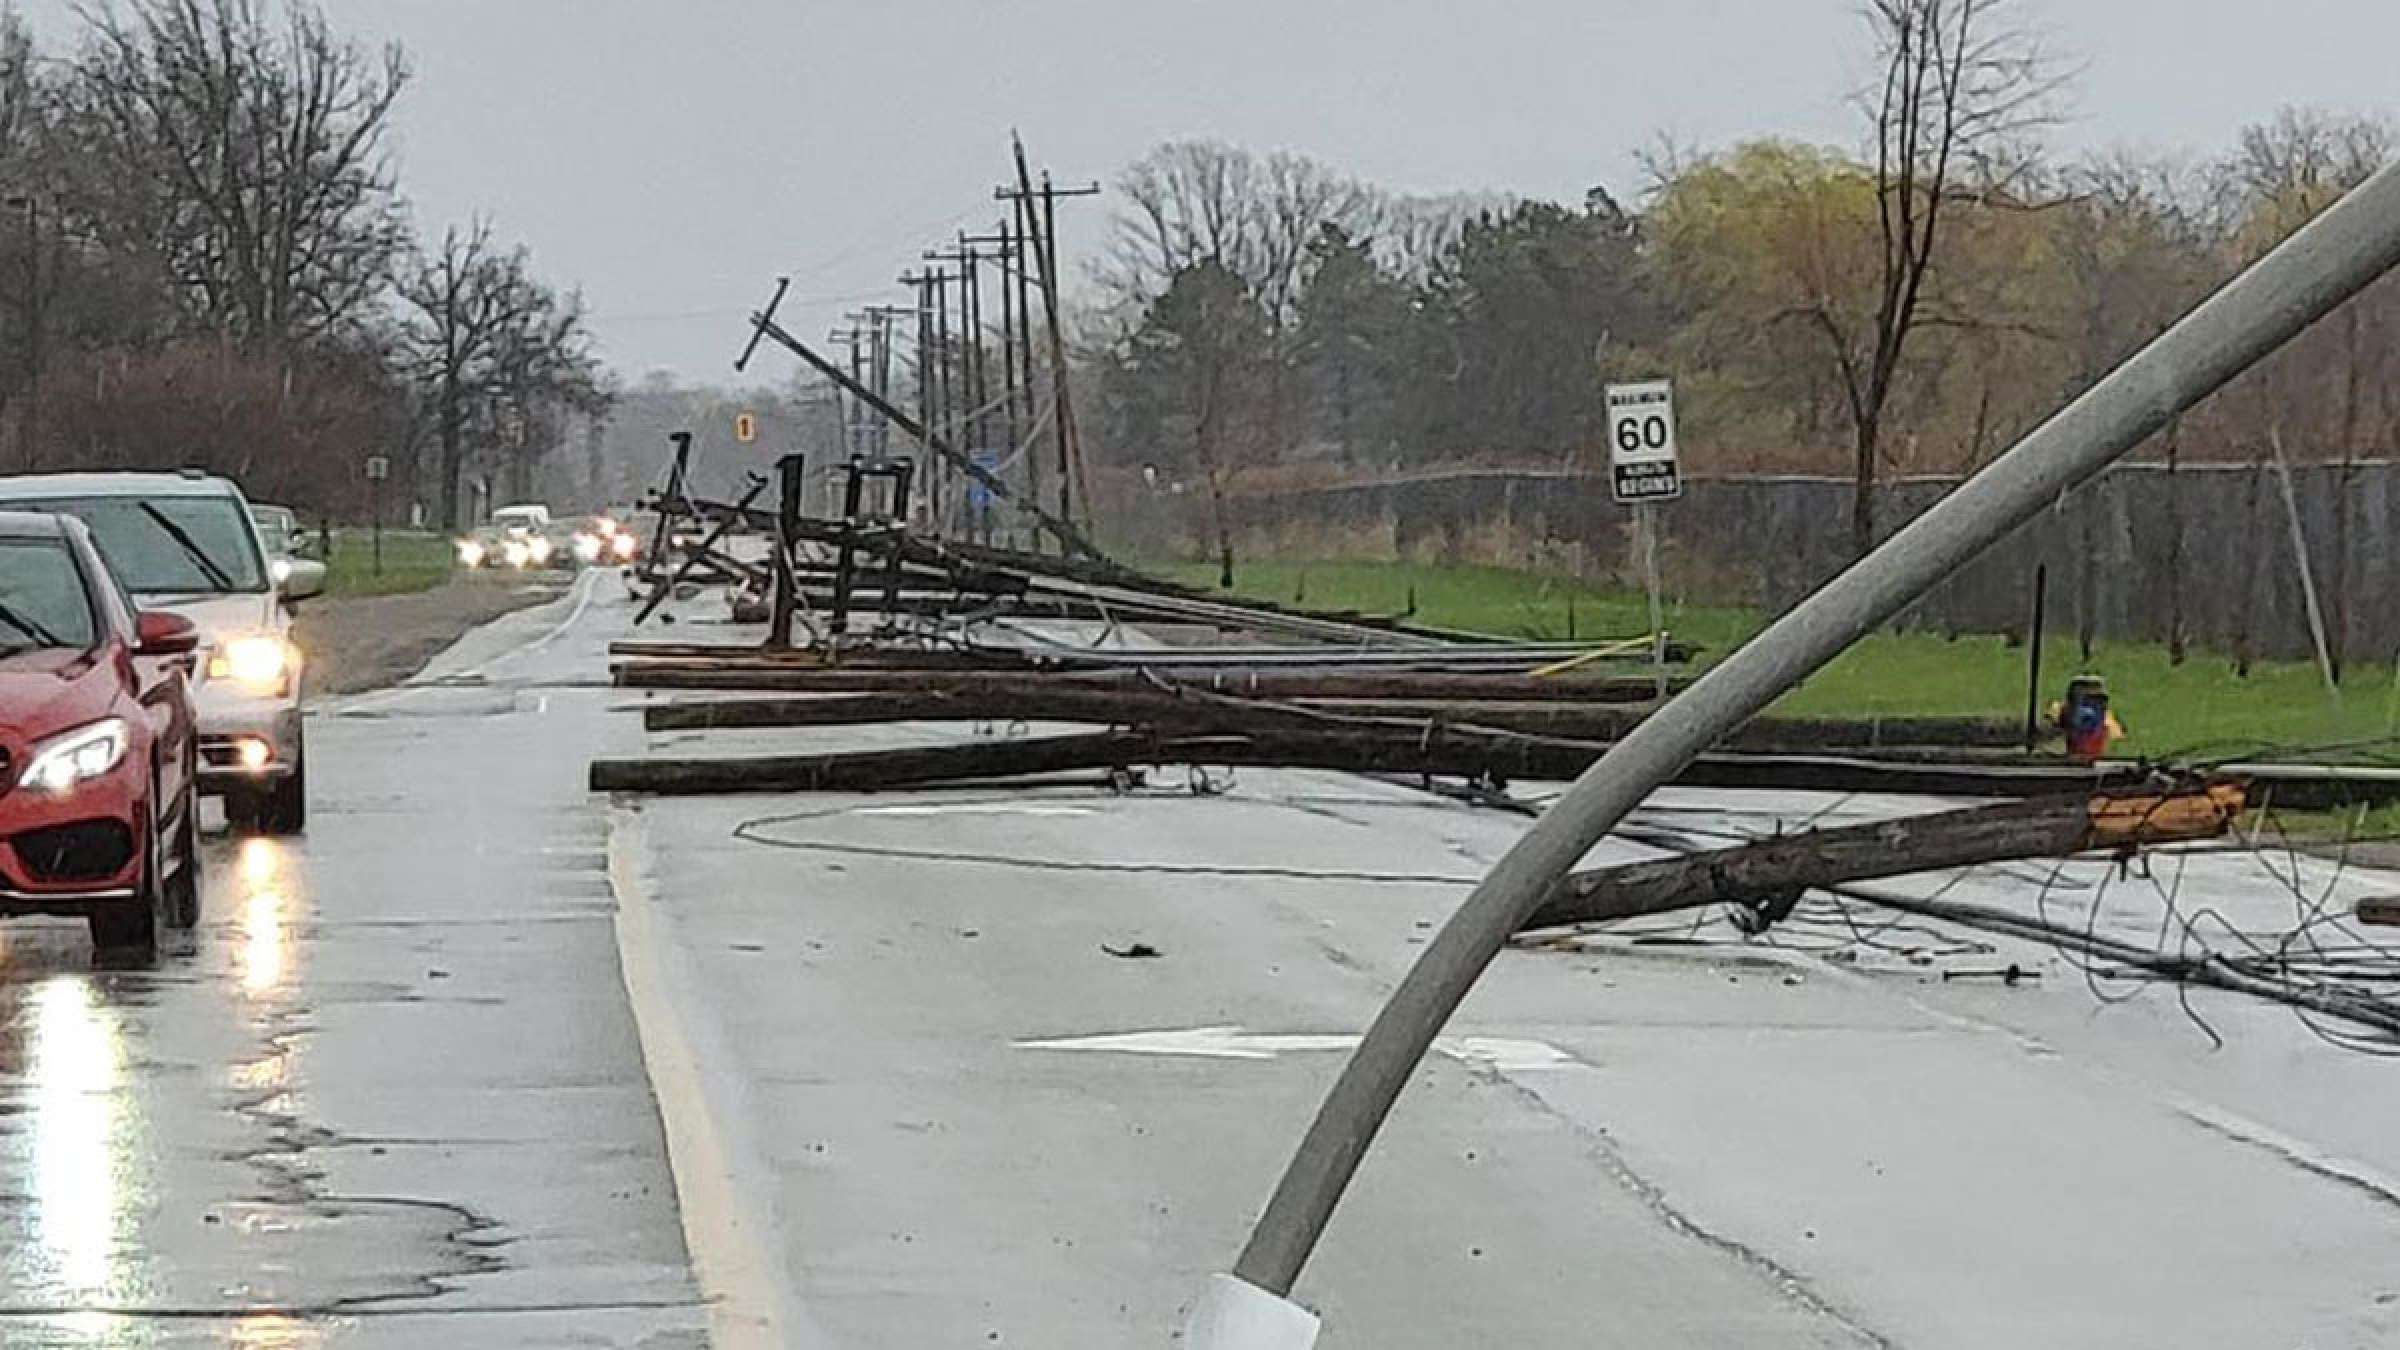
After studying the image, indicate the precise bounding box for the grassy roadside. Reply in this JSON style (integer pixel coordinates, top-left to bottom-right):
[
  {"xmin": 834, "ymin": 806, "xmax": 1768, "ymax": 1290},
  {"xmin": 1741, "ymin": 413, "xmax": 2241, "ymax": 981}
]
[
  {"xmin": 294, "ymin": 571, "xmax": 567, "ymax": 695},
  {"xmin": 318, "ymin": 529, "xmax": 456, "ymax": 597},
  {"xmin": 1151, "ymin": 557, "xmax": 2400, "ymax": 767}
]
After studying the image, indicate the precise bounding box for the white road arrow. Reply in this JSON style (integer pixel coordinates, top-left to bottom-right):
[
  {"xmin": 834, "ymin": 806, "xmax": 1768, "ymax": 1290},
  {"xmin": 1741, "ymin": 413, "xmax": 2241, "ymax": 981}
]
[{"xmin": 1014, "ymin": 1025, "xmax": 1574, "ymax": 1072}]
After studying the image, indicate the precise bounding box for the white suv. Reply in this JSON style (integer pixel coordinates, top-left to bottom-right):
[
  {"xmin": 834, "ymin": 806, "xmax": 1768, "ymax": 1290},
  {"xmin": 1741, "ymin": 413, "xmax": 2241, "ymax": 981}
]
[{"xmin": 0, "ymin": 472, "xmax": 324, "ymax": 833}]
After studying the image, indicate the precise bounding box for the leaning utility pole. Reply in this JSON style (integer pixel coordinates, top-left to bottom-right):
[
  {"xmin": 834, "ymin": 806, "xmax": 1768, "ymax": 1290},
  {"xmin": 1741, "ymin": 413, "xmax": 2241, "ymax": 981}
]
[
  {"xmin": 1186, "ymin": 154, "xmax": 2400, "ymax": 1349},
  {"xmin": 736, "ymin": 277, "xmax": 1110, "ymax": 561}
]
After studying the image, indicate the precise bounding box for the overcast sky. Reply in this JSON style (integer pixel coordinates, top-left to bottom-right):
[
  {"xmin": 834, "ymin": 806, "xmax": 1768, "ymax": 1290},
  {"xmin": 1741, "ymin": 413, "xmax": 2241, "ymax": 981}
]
[{"xmin": 16, "ymin": 1, "xmax": 2398, "ymax": 382}]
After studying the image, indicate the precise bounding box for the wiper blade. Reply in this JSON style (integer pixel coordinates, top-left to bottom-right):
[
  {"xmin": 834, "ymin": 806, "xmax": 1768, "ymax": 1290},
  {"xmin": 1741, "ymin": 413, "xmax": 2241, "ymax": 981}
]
[
  {"xmin": 135, "ymin": 501, "xmax": 235, "ymax": 589},
  {"xmin": 0, "ymin": 598, "xmax": 64, "ymax": 647}
]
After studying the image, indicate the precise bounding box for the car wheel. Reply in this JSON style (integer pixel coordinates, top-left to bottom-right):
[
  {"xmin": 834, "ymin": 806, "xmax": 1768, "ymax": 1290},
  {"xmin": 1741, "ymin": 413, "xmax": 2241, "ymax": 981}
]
[
  {"xmin": 228, "ymin": 736, "xmax": 307, "ymax": 836},
  {"xmin": 90, "ymin": 794, "xmax": 163, "ymax": 960}
]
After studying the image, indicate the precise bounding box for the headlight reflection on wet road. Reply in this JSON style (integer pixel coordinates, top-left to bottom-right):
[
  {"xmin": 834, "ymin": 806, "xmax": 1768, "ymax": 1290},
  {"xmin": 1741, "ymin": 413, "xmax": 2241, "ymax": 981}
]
[
  {"xmin": 26, "ymin": 977, "xmax": 128, "ymax": 1304},
  {"xmin": 228, "ymin": 1312, "xmax": 322, "ymax": 1349},
  {"xmin": 239, "ymin": 839, "xmax": 291, "ymax": 999}
]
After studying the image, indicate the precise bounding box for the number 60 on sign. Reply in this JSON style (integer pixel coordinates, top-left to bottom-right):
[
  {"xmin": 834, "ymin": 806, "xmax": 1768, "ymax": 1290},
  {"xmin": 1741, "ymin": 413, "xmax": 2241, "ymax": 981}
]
[{"xmin": 1606, "ymin": 379, "xmax": 1680, "ymax": 504}]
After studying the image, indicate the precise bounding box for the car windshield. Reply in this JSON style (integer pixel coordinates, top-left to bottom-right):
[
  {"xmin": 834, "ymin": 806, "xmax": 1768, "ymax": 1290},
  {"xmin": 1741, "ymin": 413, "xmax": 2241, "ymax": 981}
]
[
  {"xmin": 253, "ymin": 511, "xmax": 294, "ymax": 556},
  {"xmin": 0, "ymin": 539, "xmax": 98, "ymax": 651},
  {"xmin": 0, "ymin": 494, "xmax": 267, "ymax": 594}
]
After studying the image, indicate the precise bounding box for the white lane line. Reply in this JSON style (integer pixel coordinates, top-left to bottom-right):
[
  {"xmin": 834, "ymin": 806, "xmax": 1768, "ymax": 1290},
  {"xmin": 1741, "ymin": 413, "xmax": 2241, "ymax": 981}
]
[
  {"xmin": 1016, "ymin": 1025, "xmax": 1577, "ymax": 1071},
  {"xmin": 608, "ymin": 803, "xmax": 826, "ymax": 1350}
]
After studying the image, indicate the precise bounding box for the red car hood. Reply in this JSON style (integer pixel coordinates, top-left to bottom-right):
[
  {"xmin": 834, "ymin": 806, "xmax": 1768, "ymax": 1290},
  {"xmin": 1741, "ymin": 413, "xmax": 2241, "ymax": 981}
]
[{"xmin": 0, "ymin": 647, "xmax": 115, "ymax": 743}]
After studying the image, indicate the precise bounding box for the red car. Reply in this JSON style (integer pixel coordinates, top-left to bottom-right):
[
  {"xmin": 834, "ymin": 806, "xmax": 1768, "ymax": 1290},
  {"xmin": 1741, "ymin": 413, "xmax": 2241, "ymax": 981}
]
[{"xmin": 0, "ymin": 509, "xmax": 203, "ymax": 956}]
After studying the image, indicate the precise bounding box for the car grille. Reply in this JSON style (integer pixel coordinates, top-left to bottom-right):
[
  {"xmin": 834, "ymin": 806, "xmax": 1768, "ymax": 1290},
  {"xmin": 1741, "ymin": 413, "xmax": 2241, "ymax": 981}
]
[{"xmin": 13, "ymin": 819, "xmax": 135, "ymax": 884}]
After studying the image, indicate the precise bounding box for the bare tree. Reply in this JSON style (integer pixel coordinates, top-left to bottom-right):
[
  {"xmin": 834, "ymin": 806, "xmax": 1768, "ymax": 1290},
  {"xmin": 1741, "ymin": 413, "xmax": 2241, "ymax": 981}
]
[
  {"xmin": 1106, "ymin": 140, "xmax": 1383, "ymax": 325},
  {"xmin": 489, "ymin": 284, "xmax": 604, "ymax": 502},
  {"xmin": 397, "ymin": 223, "xmax": 537, "ymax": 530},
  {"xmin": 1844, "ymin": 0, "xmax": 2063, "ymax": 555},
  {"xmin": 65, "ymin": 0, "xmax": 410, "ymax": 344}
]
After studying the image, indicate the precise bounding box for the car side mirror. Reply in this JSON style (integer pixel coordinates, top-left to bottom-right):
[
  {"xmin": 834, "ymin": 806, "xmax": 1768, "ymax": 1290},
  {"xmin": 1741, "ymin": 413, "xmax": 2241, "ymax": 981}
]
[
  {"xmin": 134, "ymin": 610, "xmax": 201, "ymax": 656},
  {"xmin": 279, "ymin": 558, "xmax": 327, "ymax": 602}
]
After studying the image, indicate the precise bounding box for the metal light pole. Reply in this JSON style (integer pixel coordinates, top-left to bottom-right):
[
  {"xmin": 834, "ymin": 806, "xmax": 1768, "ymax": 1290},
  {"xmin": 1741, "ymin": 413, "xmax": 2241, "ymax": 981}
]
[{"xmin": 1191, "ymin": 158, "xmax": 2400, "ymax": 1346}]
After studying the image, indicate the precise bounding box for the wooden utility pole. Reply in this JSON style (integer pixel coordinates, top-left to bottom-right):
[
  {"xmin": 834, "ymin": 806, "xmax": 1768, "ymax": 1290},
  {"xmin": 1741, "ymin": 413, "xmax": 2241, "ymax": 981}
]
[
  {"xmin": 862, "ymin": 304, "xmax": 913, "ymax": 461},
  {"xmin": 898, "ymin": 270, "xmax": 937, "ymax": 523},
  {"xmin": 997, "ymin": 135, "xmax": 1099, "ymax": 531},
  {"xmin": 1011, "ymin": 199, "xmax": 1039, "ymax": 527},
  {"xmin": 965, "ymin": 222, "xmax": 1030, "ymax": 535},
  {"xmin": 926, "ymin": 267, "xmax": 955, "ymax": 529}
]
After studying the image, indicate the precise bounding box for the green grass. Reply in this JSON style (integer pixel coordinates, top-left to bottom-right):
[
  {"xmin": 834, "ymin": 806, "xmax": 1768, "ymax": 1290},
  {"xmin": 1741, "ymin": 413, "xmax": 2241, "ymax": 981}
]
[
  {"xmin": 1151, "ymin": 556, "xmax": 2400, "ymax": 764},
  {"xmin": 317, "ymin": 529, "xmax": 457, "ymax": 597}
]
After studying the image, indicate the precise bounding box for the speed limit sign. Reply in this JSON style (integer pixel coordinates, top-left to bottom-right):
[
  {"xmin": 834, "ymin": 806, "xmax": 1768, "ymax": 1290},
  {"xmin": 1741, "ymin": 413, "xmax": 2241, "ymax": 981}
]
[{"xmin": 1606, "ymin": 379, "xmax": 1680, "ymax": 503}]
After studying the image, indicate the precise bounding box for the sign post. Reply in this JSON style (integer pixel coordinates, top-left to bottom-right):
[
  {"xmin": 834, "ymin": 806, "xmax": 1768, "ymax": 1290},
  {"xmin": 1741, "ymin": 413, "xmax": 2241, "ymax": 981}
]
[
  {"xmin": 363, "ymin": 453, "xmax": 391, "ymax": 579},
  {"xmin": 1606, "ymin": 379, "xmax": 1680, "ymax": 698}
]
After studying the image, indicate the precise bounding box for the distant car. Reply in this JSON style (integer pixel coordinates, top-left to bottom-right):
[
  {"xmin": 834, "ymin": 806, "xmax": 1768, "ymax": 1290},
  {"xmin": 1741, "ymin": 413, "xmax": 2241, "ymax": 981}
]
[
  {"xmin": 570, "ymin": 511, "xmax": 641, "ymax": 565},
  {"xmin": 457, "ymin": 502, "xmax": 572, "ymax": 570},
  {"xmin": 0, "ymin": 509, "xmax": 203, "ymax": 955},
  {"xmin": 0, "ymin": 472, "xmax": 324, "ymax": 835}
]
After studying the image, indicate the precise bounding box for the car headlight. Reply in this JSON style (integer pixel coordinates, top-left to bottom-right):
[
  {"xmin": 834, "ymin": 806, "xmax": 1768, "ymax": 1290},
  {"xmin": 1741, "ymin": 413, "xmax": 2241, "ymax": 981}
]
[
  {"xmin": 527, "ymin": 535, "xmax": 555, "ymax": 564},
  {"xmin": 209, "ymin": 636, "xmax": 293, "ymax": 693},
  {"xmin": 572, "ymin": 531, "xmax": 602, "ymax": 562},
  {"xmin": 502, "ymin": 540, "xmax": 532, "ymax": 568},
  {"xmin": 20, "ymin": 717, "xmax": 129, "ymax": 794},
  {"xmin": 457, "ymin": 539, "xmax": 487, "ymax": 567},
  {"xmin": 594, "ymin": 516, "xmax": 620, "ymax": 537},
  {"xmin": 611, "ymin": 532, "xmax": 638, "ymax": 559}
]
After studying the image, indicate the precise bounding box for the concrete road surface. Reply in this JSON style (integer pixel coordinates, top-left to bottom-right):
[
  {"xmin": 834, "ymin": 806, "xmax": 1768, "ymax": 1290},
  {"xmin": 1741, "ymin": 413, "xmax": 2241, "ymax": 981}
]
[
  {"xmin": 11, "ymin": 573, "xmax": 2400, "ymax": 1349},
  {"xmin": 614, "ymin": 610, "xmax": 2400, "ymax": 1348}
]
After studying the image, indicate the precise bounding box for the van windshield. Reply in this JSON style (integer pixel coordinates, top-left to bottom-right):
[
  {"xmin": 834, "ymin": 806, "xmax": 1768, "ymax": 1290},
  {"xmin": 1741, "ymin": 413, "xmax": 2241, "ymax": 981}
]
[{"xmin": 0, "ymin": 495, "xmax": 267, "ymax": 594}]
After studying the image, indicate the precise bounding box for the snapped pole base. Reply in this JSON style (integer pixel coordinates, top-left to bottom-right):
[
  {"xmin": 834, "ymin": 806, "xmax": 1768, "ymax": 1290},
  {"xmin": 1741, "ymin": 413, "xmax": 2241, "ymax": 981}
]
[{"xmin": 1180, "ymin": 1274, "xmax": 1320, "ymax": 1350}]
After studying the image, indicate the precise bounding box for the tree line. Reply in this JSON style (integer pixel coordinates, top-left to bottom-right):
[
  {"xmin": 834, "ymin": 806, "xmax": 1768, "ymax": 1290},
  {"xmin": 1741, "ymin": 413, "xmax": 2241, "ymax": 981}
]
[
  {"xmin": 1086, "ymin": 0, "xmax": 2398, "ymax": 572},
  {"xmin": 0, "ymin": 0, "xmax": 602, "ymax": 529}
]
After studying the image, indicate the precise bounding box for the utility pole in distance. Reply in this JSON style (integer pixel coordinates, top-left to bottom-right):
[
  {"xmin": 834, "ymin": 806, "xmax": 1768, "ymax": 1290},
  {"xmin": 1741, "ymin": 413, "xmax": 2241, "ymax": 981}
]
[
  {"xmin": 862, "ymin": 304, "xmax": 914, "ymax": 461},
  {"xmin": 898, "ymin": 271, "xmax": 939, "ymax": 526},
  {"xmin": 964, "ymin": 222, "xmax": 1029, "ymax": 537},
  {"xmin": 997, "ymin": 134, "xmax": 1099, "ymax": 533}
]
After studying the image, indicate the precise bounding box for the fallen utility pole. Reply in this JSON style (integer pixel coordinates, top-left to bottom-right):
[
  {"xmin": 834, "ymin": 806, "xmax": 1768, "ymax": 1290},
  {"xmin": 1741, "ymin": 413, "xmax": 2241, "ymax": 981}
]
[
  {"xmin": 588, "ymin": 727, "xmax": 2125, "ymax": 798},
  {"xmin": 655, "ymin": 487, "xmax": 1521, "ymax": 645},
  {"xmin": 1525, "ymin": 782, "xmax": 2244, "ymax": 932},
  {"xmin": 735, "ymin": 276, "xmax": 1110, "ymax": 562},
  {"xmin": 1214, "ymin": 153, "xmax": 2400, "ymax": 1332},
  {"xmin": 610, "ymin": 667, "xmax": 1676, "ymax": 704},
  {"xmin": 639, "ymin": 685, "xmax": 2021, "ymax": 750}
]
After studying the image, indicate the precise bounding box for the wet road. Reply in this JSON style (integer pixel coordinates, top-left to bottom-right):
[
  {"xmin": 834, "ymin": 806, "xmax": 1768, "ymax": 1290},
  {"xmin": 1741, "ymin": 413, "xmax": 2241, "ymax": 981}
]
[
  {"xmin": 0, "ymin": 572, "xmax": 706, "ymax": 1348},
  {"xmin": 16, "ymin": 569, "xmax": 2400, "ymax": 1348},
  {"xmin": 622, "ymin": 661, "xmax": 2400, "ymax": 1346}
]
